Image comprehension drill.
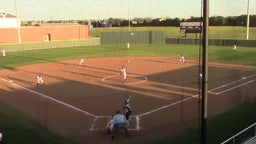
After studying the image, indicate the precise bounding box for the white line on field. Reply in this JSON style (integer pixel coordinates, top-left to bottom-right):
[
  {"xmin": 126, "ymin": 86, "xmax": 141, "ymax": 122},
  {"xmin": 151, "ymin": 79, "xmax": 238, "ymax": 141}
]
[
  {"xmin": 138, "ymin": 94, "xmax": 199, "ymax": 117},
  {"xmin": 210, "ymin": 74, "xmax": 256, "ymax": 91},
  {"xmin": 90, "ymin": 117, "xmax": 98, "ymax": 131},
  {"xmin": 137, "ymin": 74, "xmax": 256, "ymax": 117},
  {"xmin": 0, "ymin": 77, "xmax": 96, "ymax": 118},
  {"xmin": 102, "ymin": 74, "xmax": 148, "ymax": 85},
  {"xmin": 1, "ymin": 73, "xmax": 255, "ymax": 131},
  {"xmin": 215, "ymin": 79, "xmax": 255, "ymax": 95},
  {"xmin": 136, "ymin": 116, "xmax": 140, "ymax": 130}
]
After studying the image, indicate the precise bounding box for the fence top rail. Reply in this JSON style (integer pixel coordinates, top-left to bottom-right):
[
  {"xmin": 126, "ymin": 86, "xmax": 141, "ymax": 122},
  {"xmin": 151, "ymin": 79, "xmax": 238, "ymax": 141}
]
[
  {"xmin": 221, "ymin": 123, "xmax": 256, "ymax": 144},
  {"xmin": 246, "ymin": 136, "xmax": 256, "ymax": 144}
]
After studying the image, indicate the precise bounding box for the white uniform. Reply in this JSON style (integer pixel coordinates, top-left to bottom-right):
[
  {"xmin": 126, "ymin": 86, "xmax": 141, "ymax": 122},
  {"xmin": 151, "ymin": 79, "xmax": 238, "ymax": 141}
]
[
  {"xmin": 37, "ymin": 75, "xmax": 44, "ymax": 85},
  {"xmin": 2, "ymin": 49, "xmax": 6, "ymax": 57},
  {"xmin": 233, "ymin": 44, "xmax": 237, "ymax": 50},
  {"xmin": 121, "ymin": 67, "xmax": 127, "ymax": 80},
  {"xmin": 127, "ymin": 43, "xmax": 130, "ymax": 48},
  {"xmin": 79, "ymin": 58, "xmax": 84, "ymax": 65},
  {"xmin": 179, "ymin": 55, "xmax": 186, "ymax": 63},
  {"xmin": 197, "ymin": 73, "xmax": 203, "ymax": 84}
]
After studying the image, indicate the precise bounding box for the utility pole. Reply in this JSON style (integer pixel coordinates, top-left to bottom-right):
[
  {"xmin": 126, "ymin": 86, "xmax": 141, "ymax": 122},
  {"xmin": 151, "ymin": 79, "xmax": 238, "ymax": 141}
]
[{"xmin": 14, "ymin": 0, "xmax": 21, "ymax": 43}]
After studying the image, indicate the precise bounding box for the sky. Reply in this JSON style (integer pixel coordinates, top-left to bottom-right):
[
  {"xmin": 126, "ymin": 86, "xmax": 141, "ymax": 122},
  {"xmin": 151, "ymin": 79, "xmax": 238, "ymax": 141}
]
[{"xmin": 1, "ymin": 0, "xmax": 256, "ymax": 21}]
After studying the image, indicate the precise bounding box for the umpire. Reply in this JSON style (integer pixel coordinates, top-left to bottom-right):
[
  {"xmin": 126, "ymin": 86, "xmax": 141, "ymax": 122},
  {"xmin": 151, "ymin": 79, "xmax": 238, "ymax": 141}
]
[{"xmin": 111, "ymin": 110, "xmax": 130, "ymax": 139}]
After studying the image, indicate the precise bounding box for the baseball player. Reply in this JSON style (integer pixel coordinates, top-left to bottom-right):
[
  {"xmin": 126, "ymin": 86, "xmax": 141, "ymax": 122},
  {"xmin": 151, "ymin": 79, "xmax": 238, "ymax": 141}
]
[
  {"xmin": 105, "ymin": 116, "xmax": 114, "ymax": 135},
  {"xmin": 123, "ymin": 96, "xmax": 132, "ymax": 121},
  {"xmin": 179, "ymin": 54, "xmax": 186, "ymax": 64},
  {"xmin": 127, "ymin": 42, "xmax": 130, "ymax": 48},
  {"xmin": 2, "ymin": 49, "xmax": 6, "ymax": 57},
  {"xmin": 78, "ymin": 58, "xmax": 84, "ymax": 66},
  {"xmin": 120, "ymin": 66, "xmax": 127, "ymax": 81},
  {"xmin": 197, "ymin": 73, "xmax": 203, "ymax": 84},
  {"xmin": 36, "ymin": 74, "xmax": 44, "ymax": 87},
  {"xmin": 0, "ymin": 132, "xmax": 5, "ymax": 144},
  {"xmin": 233, "ymin": 44, "xmax": 237, "ymax": 50}
]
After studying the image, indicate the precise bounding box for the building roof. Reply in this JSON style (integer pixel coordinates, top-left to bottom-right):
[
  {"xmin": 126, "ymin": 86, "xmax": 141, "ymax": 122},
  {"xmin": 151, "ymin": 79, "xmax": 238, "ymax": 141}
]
[{"xmin": 0, "ymin": 12, "xmax": 16, "ymax": 18}]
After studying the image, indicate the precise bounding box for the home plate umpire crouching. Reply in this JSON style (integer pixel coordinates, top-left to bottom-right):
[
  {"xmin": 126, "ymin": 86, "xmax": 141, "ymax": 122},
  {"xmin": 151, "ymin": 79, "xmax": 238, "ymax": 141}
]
[{"xmin": 111, "ymin": 110, "xmax": 130, "ymax": 139}]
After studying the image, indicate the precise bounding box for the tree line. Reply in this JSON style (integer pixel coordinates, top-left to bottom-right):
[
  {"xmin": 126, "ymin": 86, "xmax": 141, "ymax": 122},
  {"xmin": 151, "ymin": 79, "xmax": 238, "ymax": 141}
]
[
  {"xmin": 86, "ymin": 15, "xmax": 256, "ymax": 27},
  {"xmin": 23, "ymin": 15, "xmax": 256, "ymax": 28}
]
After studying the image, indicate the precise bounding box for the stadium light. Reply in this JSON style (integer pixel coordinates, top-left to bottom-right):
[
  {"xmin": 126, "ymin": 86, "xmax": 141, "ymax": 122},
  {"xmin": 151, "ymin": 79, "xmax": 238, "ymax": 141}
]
[
  {"xmin": 246, "ymin": 0, "xmax": 250, "ymax": 40},
  {"xmin": 128, "ymin": 1, "xmax": 131, "ymax": 31},
  {"xmin": 14, "ymin": 0, "xmax": 21, "ymax": 43}
]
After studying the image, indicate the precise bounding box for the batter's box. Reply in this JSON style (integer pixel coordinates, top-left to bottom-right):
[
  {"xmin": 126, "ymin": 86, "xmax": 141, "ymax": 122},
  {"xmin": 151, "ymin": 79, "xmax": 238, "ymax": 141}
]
[{"xmin": 90, "ymin": 116, "xmax": 140, "ymax": 131}]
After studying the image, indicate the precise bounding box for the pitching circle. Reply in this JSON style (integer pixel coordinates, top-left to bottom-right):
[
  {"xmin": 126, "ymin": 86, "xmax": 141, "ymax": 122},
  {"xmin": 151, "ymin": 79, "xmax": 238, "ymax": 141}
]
[{"xmin": 102, "ymin": 74, "xmax": 148, "ymax": 85}]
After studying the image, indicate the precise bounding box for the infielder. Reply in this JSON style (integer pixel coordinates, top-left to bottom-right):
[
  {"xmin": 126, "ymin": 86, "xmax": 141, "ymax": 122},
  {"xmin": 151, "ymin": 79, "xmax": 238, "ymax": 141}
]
[
  {"xmin": 179, "ymin": 54, "xmax": 186, "ymax": 64},
  {"xmin": 36, "ymin": 74, "xmax": 44, "ymax": 87},
  {"xmin": 120, "ymin": 66, "xmax": 127, "ymax": 81},
  {"xmin": 78, "ymin": 58, "xmax": 84, "ymax": 66}
]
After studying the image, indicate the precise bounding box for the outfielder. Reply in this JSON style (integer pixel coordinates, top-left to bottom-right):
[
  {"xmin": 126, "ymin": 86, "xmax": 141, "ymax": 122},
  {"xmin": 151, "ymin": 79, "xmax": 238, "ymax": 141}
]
[{"xmin": 2, "ymin": 49, "xmax": 6, "ymax": 57}]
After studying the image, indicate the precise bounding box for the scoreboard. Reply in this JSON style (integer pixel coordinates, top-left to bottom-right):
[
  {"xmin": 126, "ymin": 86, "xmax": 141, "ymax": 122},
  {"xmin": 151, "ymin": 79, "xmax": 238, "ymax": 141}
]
[{"xmin": 180, "ymin": 22, "xmax": 203, "ymax": 34}]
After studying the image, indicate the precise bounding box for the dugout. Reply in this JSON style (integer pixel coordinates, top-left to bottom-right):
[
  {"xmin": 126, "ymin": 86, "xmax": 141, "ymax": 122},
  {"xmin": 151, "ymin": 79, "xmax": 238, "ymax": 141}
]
[{"xmin": 100, "ymin": 31, "xmax": 165, "ymax": 44}]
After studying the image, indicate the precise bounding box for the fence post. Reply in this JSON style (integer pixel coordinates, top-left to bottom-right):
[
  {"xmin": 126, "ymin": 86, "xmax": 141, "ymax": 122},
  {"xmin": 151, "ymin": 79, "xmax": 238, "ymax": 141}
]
[{"xmin": 254, "ymin": 124, "xmax": 256, "ymax": 137}]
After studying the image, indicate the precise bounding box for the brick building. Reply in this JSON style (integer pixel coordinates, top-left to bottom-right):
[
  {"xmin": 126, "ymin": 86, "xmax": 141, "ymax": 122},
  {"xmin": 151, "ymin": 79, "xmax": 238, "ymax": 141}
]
[{"xmin": 0, "ymin": 13, "xmax": 88, "ymax": 44}]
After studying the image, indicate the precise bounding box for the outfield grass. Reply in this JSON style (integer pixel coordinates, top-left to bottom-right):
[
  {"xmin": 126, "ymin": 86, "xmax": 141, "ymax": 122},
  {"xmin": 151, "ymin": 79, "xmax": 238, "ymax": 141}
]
[
  {"xmin": 0, "ymin": 44, "xmax": 255, "ymax": 70},
  {"xmin": 89, "ymin": 26, "xmax": 256, "ymax": 40},
  {"xmin": 142, "ymin": 99, "xmax": 256, "ymax": 144}
]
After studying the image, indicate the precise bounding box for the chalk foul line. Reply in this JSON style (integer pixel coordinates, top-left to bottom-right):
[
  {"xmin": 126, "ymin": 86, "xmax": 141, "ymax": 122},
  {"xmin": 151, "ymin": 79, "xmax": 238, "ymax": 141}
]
[
  {"xmin": 0, "ymin": 77, "xmax": 96, "ymax": 118},
  {"xmin": 215, "ymin": 79, "xmax": 255, "ymax": 95},
  {"xmin": 1, "ymin": 73, "xmax": 255, "ymax": 131}
]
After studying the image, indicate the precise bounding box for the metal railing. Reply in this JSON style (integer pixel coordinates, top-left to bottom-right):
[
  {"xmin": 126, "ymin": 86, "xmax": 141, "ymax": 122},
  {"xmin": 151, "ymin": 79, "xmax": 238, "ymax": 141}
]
[{"xmin": 221, "ymin": 123, "xmax": 256, "ymax": 144}]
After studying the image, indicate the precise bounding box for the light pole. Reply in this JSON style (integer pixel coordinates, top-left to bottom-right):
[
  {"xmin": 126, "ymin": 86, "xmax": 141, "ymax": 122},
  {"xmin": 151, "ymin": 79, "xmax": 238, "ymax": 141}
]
[
  {"xmin": 14, "ymin": 0, "xmax": 21, "ymax": 43},
  {"xmin": 246, "ymin": 0, "xmax": 250, "ymax": 40},
  {"xmin": 128, "ymin": 1, "xmax": 131, "ymax": 32}
]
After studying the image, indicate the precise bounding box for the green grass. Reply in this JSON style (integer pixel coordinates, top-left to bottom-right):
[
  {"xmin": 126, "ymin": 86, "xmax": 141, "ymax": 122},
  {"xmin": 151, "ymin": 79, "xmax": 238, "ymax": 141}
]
[
  {"xmin": 1, "ymin": 44, "xmax": 255, "ymax": 70},
  {"xmin": 0, "ymin": 101, "xmax": 78, "ymax": 144},
  {"xmin": 208, "ymin": 46, "xmax": 256, "ymax": 65},
  {"xmin": 89, "ymin": 26, "xmax": 256, "ymax": 40},
  {"xmin": 141, "ymin": 100, "xmax": 256, "ymax": 144}
]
